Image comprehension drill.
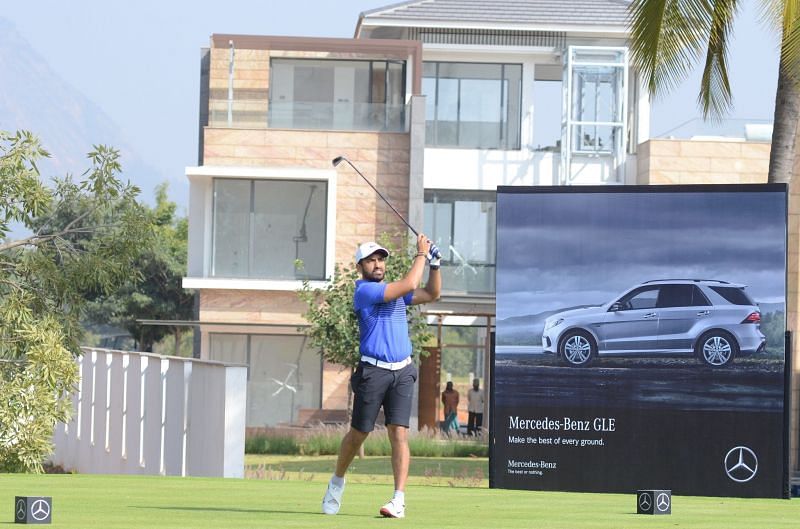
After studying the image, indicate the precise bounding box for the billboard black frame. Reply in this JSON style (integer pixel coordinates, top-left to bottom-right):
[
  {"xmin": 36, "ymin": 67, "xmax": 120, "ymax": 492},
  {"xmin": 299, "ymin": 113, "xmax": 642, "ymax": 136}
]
[{"xmin": 491, "ymin": 183, "xmax": 790, "ymax": 498}]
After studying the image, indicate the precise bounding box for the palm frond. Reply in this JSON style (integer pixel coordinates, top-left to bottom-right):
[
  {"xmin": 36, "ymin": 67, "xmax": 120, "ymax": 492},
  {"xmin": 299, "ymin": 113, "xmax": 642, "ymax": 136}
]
[
  {"xmin": 699, "ymin": 0, "xmax": 739, "ymax": 119},
  {"xmin": 758, "ymin": 0, "xmax": 784, "ymax": 32},
  {"xmin": 779, "ymin": 0, "xmax": 800, "ymax": 82},
  {"xmin": 628, "ymin": 0, "xmax": 714, "ymax": 97}
]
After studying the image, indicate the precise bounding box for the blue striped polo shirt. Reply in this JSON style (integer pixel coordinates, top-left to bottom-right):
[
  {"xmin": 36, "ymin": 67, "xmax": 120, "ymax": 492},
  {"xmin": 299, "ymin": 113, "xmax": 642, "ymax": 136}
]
[{"xmin": 354, "ymin": 279, "xmax": 413, "ymax": 363}]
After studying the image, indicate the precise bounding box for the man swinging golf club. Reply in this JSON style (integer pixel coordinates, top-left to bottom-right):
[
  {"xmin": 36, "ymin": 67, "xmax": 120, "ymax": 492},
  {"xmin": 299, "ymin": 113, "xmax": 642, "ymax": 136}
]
[{"xmin": 322, "ymin": 233, "xmax": 441, "ymax": 518}]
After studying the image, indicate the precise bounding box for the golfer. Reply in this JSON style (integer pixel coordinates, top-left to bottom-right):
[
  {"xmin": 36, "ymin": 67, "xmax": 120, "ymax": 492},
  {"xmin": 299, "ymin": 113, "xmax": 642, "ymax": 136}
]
[{"xmin": 322, "ymin": 234, "xmax": 441, "ymax": 518}]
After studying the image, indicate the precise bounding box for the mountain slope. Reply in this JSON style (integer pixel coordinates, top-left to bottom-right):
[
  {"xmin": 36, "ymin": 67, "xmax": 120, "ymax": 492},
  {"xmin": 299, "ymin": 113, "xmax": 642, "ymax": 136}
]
[{"xmin": 0, "ymin": 17, "xmax": 165, "ymax": 201}]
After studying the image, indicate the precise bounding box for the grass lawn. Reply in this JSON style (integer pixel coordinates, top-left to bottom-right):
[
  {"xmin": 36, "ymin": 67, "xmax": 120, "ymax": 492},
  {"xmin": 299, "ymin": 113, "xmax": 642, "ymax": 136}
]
[{"xmin": 3, "ymin": 471, "xmax": 800, "ymax": 528}]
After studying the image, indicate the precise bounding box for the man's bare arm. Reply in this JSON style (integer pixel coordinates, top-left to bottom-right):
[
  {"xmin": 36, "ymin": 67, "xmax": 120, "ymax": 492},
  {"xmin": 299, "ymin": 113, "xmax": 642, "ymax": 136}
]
[{"xmin": 410, "ymin": 266, "xmax": 440, "ymax": 305}]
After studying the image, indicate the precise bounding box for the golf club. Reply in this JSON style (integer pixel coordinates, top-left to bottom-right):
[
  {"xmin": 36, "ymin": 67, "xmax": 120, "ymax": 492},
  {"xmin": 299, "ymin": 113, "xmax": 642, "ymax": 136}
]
[{"xmin": 332, "ymin": 155, "xmax": 419, "ymax": 236}]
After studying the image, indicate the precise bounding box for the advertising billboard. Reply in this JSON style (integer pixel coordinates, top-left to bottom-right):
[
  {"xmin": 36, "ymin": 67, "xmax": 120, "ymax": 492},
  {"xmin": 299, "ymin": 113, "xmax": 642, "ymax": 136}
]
[{"xmin": 492, "ymin": 185, "xmax": 788, "ymax": 498}]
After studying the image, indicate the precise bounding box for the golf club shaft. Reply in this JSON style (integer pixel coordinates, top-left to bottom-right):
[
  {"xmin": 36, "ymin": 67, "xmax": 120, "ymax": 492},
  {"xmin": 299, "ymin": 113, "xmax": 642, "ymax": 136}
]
[{"xmin": 333, "ymin": 156, "xmax": 419, "ymax": 236}]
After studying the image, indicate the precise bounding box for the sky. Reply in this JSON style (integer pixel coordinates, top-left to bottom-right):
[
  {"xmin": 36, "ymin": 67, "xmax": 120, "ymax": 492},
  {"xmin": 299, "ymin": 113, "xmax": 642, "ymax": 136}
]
[
  {"xmin": 0, "ymin": 0, "xmax": 781, "ymax": 213},
  {"xmin": 495, "ymin": 189, "xmax": 787, "ymax": 319}
]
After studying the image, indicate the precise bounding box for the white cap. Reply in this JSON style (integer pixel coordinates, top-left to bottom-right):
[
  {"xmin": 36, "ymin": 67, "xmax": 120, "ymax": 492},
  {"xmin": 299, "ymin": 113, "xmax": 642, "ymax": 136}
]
[{"xmin": 355, "ymin": 241, "xmax": 389, "ymax": 264}]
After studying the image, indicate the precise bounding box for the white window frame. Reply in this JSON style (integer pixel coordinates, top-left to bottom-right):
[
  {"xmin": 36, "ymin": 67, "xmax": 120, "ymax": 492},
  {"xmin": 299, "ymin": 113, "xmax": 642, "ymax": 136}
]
[{"xmin": 183, "ymin": 166, "xmax": 336, "ymax": 291}]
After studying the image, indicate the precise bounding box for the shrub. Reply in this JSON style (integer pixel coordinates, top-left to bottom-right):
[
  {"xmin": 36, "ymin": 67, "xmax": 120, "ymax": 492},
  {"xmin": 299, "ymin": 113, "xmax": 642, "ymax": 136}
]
[
  {"xmin": 245, "ymin": 435, "xmax": 299, "ymax": 455},
  {"xmin": 303, "ymin": 430, "xmax": 343, "ymax": 456},
  {"xmin": 244, "ymin": 426, "xmax": 488, "ymax": 458},
  {"xmin": 0, "ymin": 318, "xmax": 79, "ymax": 473},
  {"xmin": 362, "ymin": 432, "xmax": 393, "ymax": 456}
]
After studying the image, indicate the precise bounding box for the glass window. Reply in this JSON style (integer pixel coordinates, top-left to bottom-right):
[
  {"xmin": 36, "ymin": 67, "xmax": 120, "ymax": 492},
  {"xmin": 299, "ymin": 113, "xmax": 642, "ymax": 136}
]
[
  {"xmin": 209, "ymin": 334, "xmax": 247, "ymax": 365},
  {"xmin": 269, "ymin": 58, "xmax": 405, "ymax": 132},
  {"xmin": 438, "ymin": 326, "xmax": 487, "ymax": 380},
  {"xmin": 422, "ymin": 61, "xmax": 522, "ymax": 149},
  {"xmin": 618, "ymin": 287, "xmax": 659, "ymax": 310},
  {"xmin": 211, "ymin": 180, "xmax": 250, "ymax": 278},
  {"xmin": 657, "ymin": 284, "xmax": 710, "ymax": 308},
  {"xmin": 424, "ymin": 190, "xmax": 496, "ymax": 294},
  {"xmin": 453, "ymin": 201, "xmax": 491, "ymax": 263},
  {"xmin": 571, "ymin": 67, "xmax": 623, "ymax": 154},
  {"xmin": 212, "ymin": 178, "xmax": 327, "ymax": 280},
  {"xmin": 294, "ymin": 64, "xmax": 334, "ymax": 103},
  {"xmin": 209, "ymin": 334, "xmax": 322, "ymax": 427},
  {"xmin": 423, "ymin": 200, "xmax": 452, "ymax": 260},
  {"xmin": 710, "ymin": 286, "xmax": 756, "ymax": 306}
]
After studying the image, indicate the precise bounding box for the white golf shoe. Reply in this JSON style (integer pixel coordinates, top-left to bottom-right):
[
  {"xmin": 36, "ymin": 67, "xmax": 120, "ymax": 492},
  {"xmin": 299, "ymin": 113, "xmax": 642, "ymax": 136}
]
[
  {"xmin": 322, "ymin": 480, "xmax": 345, "ymax": 515},
  {"xmin": 379, "ymin": 498, "xmax": 405, "ymax": 518}
]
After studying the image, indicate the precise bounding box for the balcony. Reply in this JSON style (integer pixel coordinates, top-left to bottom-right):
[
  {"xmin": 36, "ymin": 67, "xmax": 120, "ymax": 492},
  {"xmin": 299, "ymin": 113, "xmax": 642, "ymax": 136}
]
[
  {"xmin": 208, "ymin": 100, "xmax": 407, "ymax": 133},
  {"xmin": 269, "ymin": 101, "xmax": 406, "ymax": 132}
]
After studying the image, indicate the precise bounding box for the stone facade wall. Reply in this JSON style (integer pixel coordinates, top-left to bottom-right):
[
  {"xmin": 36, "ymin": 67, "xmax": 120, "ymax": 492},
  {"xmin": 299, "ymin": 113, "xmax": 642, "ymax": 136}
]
[
  {"xmin": 637, "ymin": 139, "xmax": 770, "ymax": 185},
  {"xmin": 198, "ymin": 290, "xmax": 307, "ymax": 325},
  {"xmin": 208, "ymin": 48, "xmax": 270, "ymax": 129}
]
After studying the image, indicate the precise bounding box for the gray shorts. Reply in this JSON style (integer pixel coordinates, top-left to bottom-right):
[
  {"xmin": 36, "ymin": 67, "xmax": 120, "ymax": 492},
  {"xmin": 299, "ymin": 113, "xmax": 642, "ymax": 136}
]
[{"xmin": 350, "ymin": 361, "xmax": 418, "ymax": 432}]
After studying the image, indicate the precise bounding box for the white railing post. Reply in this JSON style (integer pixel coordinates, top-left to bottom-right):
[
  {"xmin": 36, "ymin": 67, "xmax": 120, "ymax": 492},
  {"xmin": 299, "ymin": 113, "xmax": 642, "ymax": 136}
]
[
  {"xmin": 142, "ymin": 354, "xmax": 163, "ymax": 474},
  {"xmin": 106, "ymin": 351, "xmax": 125, "ymax": 473},
  {"xmin": 123, "ymin": 353, "xmax": 143, "ymax": 474},
  {"xmin": 223, "ymin": 365, "xmax": 247, "ymax": 478},
  {"xmin": 163, "ymin": 358, "xmax": 186, "ymax": 476},
  {"xmin": 76, "ymin": 350, "xmax": 95, "ymax": 471}
]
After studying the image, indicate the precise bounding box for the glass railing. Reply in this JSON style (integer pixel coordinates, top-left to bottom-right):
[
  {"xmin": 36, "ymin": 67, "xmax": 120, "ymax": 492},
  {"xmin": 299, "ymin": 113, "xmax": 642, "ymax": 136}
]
[
  {"xmin": 435, "ymin": 262, "xmax": 496, "ymax": 295},
  {"xmin": 208, "ymin": 100, "xmax": 407, "ymax": 132}
]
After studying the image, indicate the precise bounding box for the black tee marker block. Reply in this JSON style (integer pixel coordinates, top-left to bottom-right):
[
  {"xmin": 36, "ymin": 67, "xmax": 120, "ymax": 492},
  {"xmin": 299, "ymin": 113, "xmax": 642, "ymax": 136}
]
[
  {"xmin": 14, "ymin": 497, "xmax": 52, "ymax": 524},
  {"xmin": 636, "ymin": 490, "xmax": 671, "ymax": 515}
]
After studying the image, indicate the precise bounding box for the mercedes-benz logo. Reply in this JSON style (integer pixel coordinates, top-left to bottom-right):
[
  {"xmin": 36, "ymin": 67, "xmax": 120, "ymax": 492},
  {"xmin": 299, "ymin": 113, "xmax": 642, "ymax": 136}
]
[
  {"xmin": 656, "ymin": 493, "xmax": 671, "ymax": 512},
  {"xmin": 725, "ymin": 446, "xmax": 758, "ymax": 483},
  {"xmin": 30, "ymin": 499, "xmax": 50, "ymax": 521},
  {"xmin": 15, "ymin": 499, "xmax": 26, "ymax": 520},
  {"xmin": 638, "ymin": 492, "xmax": 652, "ymax": 511}
]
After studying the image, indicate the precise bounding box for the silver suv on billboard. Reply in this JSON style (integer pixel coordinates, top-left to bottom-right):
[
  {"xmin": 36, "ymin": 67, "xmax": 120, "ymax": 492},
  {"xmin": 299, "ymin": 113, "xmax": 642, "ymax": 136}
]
[{"xmin": 542, "ymin": 280, "xmax": 766, "ymax": 367}]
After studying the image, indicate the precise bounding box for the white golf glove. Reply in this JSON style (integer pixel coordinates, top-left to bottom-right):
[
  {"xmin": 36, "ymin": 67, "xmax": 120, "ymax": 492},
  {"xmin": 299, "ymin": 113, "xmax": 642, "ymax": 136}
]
[{"xmin": 427, "ymin": 244, "xmax": 441, "ymax": 270}]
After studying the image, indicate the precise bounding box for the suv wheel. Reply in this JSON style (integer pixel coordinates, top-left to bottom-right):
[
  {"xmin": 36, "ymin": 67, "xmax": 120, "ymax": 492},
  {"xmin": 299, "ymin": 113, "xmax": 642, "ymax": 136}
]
[
  {"xmin": 696, "ymin": 331, "xmax": 738, "ymax": 367},
  {"xmin": 559, "ymin": 330, "xmax": 596, "ymax": 367}
]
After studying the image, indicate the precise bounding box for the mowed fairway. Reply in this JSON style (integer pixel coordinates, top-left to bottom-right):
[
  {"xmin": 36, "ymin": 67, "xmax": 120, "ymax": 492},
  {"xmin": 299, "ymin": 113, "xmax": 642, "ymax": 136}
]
[{"xmin": 3, "ymin": 471, "xmax": 800, "ymax": 528}]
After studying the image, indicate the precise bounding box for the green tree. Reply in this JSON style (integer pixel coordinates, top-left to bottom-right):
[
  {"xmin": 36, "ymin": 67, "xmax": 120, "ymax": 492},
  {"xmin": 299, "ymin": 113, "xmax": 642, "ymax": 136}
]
[
  {"xmin": 628, "ymin": 0, "xmax": 800, "ymax": 183},
  {"xmin": 0, "ymin": 130, "xmax": 153, "ymax": 472},
  {"xmin": 441, "ymin": 327, "xmax": 479, "ymax": 378},
  {"xmin": 85, "ymin": 183, "xmax": 194, "ymax": 354},
  {"xmin": 298, "ymin": 234, "xmax": 433, "ymax": 409},
  {"xmin": 761, "ymin": 310, "xmax": 786, "ymax": 355}
]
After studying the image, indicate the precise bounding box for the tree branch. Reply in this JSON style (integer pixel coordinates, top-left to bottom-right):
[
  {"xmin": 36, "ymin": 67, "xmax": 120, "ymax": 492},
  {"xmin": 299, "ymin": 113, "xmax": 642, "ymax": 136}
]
[{"xmin": 0, "ymin": 220, "xmax": 120, "ymax": 252}]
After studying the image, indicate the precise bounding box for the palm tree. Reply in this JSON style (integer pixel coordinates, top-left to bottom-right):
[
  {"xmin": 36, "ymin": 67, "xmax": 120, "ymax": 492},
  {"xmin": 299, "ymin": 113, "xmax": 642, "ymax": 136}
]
[
  {"xmin": 628, "ymin": 0, "xmax": 800, "ymax": 472},
  {"xmin": 628, "ymin": 0, "xmax": 800, "ymax": 184}
]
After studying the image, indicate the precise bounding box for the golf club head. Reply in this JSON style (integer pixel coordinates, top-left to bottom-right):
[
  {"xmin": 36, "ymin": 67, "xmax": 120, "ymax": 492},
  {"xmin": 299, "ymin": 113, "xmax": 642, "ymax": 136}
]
[{"xmin": 331, "ymin": 156, "xmax": 345, "ymax": 167}]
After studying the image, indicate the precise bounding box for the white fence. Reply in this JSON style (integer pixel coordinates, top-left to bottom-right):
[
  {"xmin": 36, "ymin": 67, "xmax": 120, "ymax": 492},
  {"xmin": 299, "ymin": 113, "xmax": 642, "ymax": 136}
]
[{"xmin": 50, "ymin": 348, "xmax": 247, "ymax": 478}]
